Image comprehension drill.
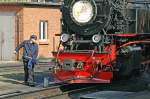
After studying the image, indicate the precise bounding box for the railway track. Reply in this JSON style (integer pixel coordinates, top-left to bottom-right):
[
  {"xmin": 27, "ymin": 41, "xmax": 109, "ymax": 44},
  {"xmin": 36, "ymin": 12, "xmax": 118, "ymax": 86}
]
[
  {"xmin": 0, "ymin": 81, "xmax": 147, "ymax": 99},
  {"xmin": 0, "ymin": 84, "xmax": 100, "ymax": 99},
  {"xmin": 0, "ymin": 62, "xmax": 50, "ymax": 75},
  {"xmin": 0, "ymin": 75, "xmax": 149, "ymax": 99},
  {"xmin": 0, "ymin": 61, "xmax": 149, "ymax": 99},
  {"xmin": 0, "ymin": 84, "xmax": 63, "ymax": 99}
]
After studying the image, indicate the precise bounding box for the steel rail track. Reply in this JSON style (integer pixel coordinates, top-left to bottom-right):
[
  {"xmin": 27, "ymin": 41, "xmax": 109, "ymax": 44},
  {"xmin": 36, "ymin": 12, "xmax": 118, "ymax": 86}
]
[
  {"xmin": 0, "ymin": 63, "xmax": 50, "ymax": 69},
  {"xmin": 0, "ymin": 83, "xmax": 100, "ymax": 99},
  {"xmin": 0, "ymin": 83, "xmax": 67, "ymax": 99},
  {"xmin": 40, "ymin": 85, "xmax": 100, "ymax": 99},
  {"xmin": 0, "ymin": 62, "xmax": 51, "ymax": 74}
]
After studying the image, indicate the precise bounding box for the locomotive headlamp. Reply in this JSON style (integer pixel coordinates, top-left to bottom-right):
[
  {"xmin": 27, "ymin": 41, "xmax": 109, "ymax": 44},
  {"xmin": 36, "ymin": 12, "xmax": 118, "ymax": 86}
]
[
  {"xmin": 72, "ymin": 0, "xmax": 94, "ymax": 24},
  {"xmin": 60, "ymin": 34, "xmax": 70, "ymax": 42},
  {"xmin": 92, "ymin": 34, "xmax": 101, "ymax": 43}
]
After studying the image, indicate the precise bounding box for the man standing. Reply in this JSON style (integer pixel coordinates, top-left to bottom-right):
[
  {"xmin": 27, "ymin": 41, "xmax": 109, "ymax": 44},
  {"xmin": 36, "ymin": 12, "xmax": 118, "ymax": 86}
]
[{"xmin": 14, "ymin": 35, "xmax": 38, "ymax": 86}]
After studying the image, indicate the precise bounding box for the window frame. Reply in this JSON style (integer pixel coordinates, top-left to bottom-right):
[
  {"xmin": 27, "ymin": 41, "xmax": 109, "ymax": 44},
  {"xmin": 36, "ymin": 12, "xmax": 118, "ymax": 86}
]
[{"xmin": 39, "ymin": 20, "xmax": 48, "ymax": 41}]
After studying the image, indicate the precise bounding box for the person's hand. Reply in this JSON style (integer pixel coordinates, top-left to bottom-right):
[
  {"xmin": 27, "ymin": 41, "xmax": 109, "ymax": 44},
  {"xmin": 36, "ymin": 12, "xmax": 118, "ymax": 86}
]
[
  {"xmin": 28, "ymin": 57, "xmax": 32, "ymax": 59},
  {"xmin": 25, "ymin": 56, "xmax": 32, "ymax": 59},
  {"xmin": 13, "ymin": 51, "xmax": 17, "ymax": 54}
]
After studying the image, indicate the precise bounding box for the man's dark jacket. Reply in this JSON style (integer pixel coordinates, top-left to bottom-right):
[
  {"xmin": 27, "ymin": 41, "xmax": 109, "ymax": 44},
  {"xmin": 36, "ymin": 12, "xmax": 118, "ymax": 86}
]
[{"xmin": 15, "ymin": 40, "xmax": 38, "ymax": 61}]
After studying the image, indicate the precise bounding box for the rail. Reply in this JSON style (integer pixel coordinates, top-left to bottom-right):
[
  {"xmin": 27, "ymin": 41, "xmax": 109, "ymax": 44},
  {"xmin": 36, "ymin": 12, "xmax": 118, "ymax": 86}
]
[
  {"xmin": 0, "ymin": 84, "xmax": 63, "ymax": 99},
  {"xmin": 0, "ymin": 83, "xmax": 100, "ymax": 99}
]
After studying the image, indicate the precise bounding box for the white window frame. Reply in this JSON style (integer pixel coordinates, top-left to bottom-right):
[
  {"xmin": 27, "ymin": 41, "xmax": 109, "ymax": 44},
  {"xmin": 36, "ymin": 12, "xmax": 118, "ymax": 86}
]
[{"xmin": 39, "ymin": 21, "xmax": 48, "ymax": 41}]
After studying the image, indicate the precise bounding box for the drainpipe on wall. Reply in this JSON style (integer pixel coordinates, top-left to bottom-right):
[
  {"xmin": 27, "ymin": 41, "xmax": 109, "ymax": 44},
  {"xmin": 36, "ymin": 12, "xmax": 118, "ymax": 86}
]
[{"xmin": 53, "ymin": 36, "xmax": 55, "ymax": 52}]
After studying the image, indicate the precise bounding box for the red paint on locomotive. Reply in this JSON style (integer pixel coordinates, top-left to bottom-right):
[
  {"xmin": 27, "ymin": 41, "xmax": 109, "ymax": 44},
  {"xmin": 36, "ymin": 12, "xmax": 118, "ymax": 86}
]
[{"xmin": 52, "ymin": 44, "xmax": 116, "ymax": 83}]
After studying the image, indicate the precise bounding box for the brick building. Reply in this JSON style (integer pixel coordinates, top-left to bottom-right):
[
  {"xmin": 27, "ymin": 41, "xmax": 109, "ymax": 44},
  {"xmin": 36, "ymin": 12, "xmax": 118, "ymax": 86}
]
[{"xmin": 0, "ymin": 2, "xmax": 61, "ymax": 61}]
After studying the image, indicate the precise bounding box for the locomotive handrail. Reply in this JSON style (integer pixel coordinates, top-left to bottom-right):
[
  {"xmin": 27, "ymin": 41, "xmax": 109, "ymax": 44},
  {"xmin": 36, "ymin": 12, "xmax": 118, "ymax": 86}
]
[
  {"xmin": 61, "ymin": 50, "xmax": 109, "ymax": 54},
  {"xmin": 127, "ymin": 0, "xmax": 150, "ymax": 4},
  {"xmin": 119, "ymin": 40, "xmax": 150, "ymax": 48},
  {"xmin": 73, "ymin": 40, "xmax": 92, "ymax": 43}
]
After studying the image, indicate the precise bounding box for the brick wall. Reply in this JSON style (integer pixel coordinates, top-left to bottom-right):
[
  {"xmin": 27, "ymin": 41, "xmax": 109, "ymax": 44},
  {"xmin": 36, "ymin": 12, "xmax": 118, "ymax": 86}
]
[
  {"xmin": 22, "ymin": 6, "xmax": 61, "ymax": 58},
  {"xmin": 0, "ymin": 4, "xmax": 61, "ymax": 60}
]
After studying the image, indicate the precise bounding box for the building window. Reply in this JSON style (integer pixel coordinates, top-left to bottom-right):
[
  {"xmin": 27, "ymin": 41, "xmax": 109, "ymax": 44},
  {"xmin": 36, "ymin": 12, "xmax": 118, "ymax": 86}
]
[{"xmin": 39, "ymin": 21, "xmax": 48, "ymax": 40}]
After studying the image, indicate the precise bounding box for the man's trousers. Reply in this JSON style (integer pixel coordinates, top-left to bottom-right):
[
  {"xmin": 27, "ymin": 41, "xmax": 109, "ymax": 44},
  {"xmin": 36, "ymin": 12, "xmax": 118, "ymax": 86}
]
[{"xmin": 23, "ymin": 60, "xmax": 34, "ymax": 84}]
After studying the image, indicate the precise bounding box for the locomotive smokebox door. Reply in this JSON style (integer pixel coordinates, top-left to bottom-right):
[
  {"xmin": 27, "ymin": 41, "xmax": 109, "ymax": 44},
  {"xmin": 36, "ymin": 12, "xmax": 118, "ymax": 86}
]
[{"xmin": 62, "ymin": 0, "xmax": 111, "ymax": 36}]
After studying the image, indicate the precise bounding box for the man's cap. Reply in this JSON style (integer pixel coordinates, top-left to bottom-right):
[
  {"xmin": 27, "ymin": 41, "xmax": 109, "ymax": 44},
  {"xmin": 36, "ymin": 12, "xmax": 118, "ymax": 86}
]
[{"xmin": 30, "ymin": 35, "xmax": 37, "ymax": 40}]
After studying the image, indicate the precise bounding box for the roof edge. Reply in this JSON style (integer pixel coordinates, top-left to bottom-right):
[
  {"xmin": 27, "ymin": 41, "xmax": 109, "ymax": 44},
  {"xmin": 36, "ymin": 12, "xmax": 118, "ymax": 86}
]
[{"xmin": 0, "ymin": 2, "xmax": 61, "ymax": 7}]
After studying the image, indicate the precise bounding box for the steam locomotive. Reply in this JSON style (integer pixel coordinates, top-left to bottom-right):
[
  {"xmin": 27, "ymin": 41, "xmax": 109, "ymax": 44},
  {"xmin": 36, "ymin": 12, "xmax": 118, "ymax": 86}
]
[{"xmin": 52, "ymin": 0, "xmax": 150, "ymax": 83}]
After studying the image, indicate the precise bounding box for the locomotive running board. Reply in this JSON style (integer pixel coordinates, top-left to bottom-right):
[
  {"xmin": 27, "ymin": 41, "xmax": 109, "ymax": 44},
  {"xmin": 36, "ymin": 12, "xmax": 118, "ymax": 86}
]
[{"xmin": 53, "ymin": 76, "xmax": 111, "ymax": 84}]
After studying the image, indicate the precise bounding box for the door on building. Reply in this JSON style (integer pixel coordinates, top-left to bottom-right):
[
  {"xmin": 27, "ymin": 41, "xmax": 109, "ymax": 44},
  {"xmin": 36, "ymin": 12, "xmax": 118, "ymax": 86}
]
[{"xmin": 0, "ymin": 12, "xmax": 16, "ymax": 61}]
